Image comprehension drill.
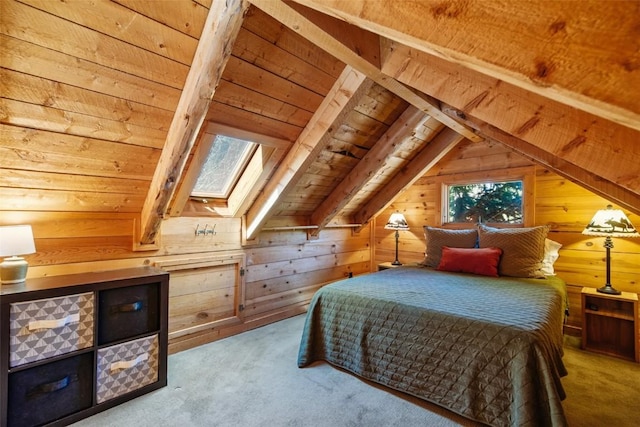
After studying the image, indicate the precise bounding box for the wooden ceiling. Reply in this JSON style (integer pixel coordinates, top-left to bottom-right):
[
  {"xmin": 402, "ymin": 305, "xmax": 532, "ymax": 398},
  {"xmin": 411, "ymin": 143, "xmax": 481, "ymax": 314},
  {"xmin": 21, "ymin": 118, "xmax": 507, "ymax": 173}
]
[{"xmin": 1, "ymin": 0, "xmax": 638, "ymax": 245}]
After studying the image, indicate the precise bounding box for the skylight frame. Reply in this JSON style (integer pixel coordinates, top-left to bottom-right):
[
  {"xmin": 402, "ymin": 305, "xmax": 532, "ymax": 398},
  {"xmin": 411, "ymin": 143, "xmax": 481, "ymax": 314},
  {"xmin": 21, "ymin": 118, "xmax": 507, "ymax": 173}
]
[{"xmin": 191, "ymin": 134, "xmax": 258, "ymax": 200}]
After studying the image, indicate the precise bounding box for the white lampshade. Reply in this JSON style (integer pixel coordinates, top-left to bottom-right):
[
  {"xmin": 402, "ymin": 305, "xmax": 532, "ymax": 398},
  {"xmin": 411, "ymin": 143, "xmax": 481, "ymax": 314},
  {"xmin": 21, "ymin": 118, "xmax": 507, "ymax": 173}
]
[
  {"xmin": 0, "ymin": 225, "xmax": 36, "ymax": 257},
  {"xmin": 582, "ymin": 205, "xmax": 639, "ymax": 238},
  {"xmin": 0, "ymin": 225, "xmax": 36, "ymax": 285},
  {"xmin": 384, "ymin": 213, "xmax": 410, "ymax": 230}
]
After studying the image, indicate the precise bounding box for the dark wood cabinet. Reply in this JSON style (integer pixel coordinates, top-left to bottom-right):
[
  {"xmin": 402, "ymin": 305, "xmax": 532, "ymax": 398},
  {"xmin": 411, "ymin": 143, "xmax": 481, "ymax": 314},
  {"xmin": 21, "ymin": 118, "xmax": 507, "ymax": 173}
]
[
  {"xmin": 581, "ymin": 287, "xmax": 639, "ymax": 362},
  {"xmin": 1, "ymin": 267, "xmax": 169, "ymax": 427}
]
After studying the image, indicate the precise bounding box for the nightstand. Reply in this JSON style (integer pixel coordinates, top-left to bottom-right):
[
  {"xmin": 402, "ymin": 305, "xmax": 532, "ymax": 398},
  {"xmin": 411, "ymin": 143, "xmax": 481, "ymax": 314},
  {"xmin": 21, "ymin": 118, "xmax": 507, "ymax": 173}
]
[
  {"xmin": 581, "ymin": 287, "xmax": 639, "ymax": 362},
  {"xmin": 378, "ymin": 262, "xmax": 401, "ymax": 271}
]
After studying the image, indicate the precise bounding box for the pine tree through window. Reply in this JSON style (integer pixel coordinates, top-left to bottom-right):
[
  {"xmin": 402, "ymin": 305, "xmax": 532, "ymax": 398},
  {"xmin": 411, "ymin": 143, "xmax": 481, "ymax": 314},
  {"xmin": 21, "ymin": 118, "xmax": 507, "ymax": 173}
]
[{"xmin": 446, "ymin": 181, "xmax": 523, "ymax": 224}]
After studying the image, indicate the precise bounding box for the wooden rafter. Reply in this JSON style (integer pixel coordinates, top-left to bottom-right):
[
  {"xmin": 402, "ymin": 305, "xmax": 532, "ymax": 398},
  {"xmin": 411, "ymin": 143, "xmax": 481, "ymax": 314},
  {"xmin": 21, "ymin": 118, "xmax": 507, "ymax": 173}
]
[
  {"xmin": 289, "ymin": 0, "xmax": 640, "ymax": 132},
  {"xmin": 244, "ymin": 65, "xmax": 371, "ymax": 240},
  {"xmin": 310, "ymin": 106, "xmax": 428, "ymax": 234},
  {"xmin": 440, "ymin": 105, "xmax": 640, "ymax": 216},
  {"xmin": 138, "ymin": 0, "xmax": 249, "ymax": 247},
  {"xmin": 287, "ymin": 1, "xmax": 381, "ymax": 69},
  {"xmin": 249, "ymin": 0, "xmax": 481, "ymax": 142},
  {"xmin": 381, "ymin": 42, "xmax": 640, "ymax": 199},
  {"xmin": 353, "ymin": 127, "xmax": 465, "ymax": 226}
]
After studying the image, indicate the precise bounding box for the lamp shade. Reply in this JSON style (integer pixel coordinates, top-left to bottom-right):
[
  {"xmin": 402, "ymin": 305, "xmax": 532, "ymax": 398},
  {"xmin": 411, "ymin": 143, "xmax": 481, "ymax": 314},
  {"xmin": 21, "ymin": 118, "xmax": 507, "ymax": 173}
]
[
  {"xmin": 384, "ymin": 213, "xmax": 409, "ymax": 230},
  {"xmin": 0, "ymin": 225, "xmax": 36, "ymax": 257},
  {"xmin": 582, "ymin": 205, "xmax": 639, "ymax": 238}
]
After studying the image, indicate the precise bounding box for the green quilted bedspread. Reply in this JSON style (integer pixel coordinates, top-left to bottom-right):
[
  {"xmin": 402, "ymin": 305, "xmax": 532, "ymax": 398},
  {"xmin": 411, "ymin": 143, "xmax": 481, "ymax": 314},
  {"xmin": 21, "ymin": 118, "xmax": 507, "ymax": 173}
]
[{"xmin": 298, "ymin": 266, "xmax": 568, "ymax": 427}]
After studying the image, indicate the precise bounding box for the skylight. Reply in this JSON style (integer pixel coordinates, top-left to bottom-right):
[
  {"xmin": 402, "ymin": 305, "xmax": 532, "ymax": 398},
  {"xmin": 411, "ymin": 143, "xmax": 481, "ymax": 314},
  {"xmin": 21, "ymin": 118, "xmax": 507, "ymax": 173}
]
[{"xmin": 191, "ymin": 135, "xmax": 257, "ymax": 199}]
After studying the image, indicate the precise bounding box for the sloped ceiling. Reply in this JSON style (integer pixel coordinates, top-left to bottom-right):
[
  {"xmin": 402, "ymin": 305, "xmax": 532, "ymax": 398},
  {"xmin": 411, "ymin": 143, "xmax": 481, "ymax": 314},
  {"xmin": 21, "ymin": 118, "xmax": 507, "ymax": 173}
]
[{"xmin": 1, "ymin": 0, "xmax": 638, "ymax": 246}]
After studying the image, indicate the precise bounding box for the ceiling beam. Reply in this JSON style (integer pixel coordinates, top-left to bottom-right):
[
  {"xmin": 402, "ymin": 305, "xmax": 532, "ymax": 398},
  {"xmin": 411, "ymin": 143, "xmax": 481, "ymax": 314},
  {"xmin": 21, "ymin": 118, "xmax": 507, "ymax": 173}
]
[
  {"xmin": 381, "ymin": 42, "xmax": 640, "ymax": 199},
  {"xmin": 138, "ymin": 0, "xmax": 249, "ymax": 247},
  {"xmin": 289, "ymin": 0, "xmax": 640, "ymax": 132},
  {"xmin": 249, "ymin": 0, "xmax": 481, "ymax": 142},
  {"xmin": 353, "ymin": 127, "xmax": 465, "ymax": 226},
  {"xmin": 309, "ymin": 106, "xmax": 429, "ymax": 234},
  {"xmin": 244, "ymin": 65, "xmax": 371, "ymax": 240},
  {"xmin": 441, "ymin": 105, "xmax": 640, "ymax": 216},
  {"xmin": 287, "ymin": 1, "xmax": 380, "ymax": 69}
]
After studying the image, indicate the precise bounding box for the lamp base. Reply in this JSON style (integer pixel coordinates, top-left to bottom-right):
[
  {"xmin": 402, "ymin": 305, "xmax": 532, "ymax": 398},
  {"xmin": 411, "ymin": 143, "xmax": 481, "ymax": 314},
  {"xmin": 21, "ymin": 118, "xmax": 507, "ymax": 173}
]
[
  {"xmin": 1, "ymin": 256, "xmax": 29, "ymax": 285},
  {"xmin": 597, "ymin": 284, "xmax": 621, "ymax": 295},
  {"xmin": 391, "ymin": 260, "xmax": 402, "ymax": 266}
]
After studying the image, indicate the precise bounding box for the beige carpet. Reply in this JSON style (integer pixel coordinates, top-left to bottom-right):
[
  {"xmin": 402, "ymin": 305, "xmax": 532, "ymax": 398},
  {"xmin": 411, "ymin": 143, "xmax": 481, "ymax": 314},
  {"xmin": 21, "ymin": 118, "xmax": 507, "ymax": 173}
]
[
  {"xmin": 73, "ymin": 315, "xmax": 640, "ymax": 427},
  {"xmin": 561, "ymin": 336, "xmax": 640, "ymax": 427}
]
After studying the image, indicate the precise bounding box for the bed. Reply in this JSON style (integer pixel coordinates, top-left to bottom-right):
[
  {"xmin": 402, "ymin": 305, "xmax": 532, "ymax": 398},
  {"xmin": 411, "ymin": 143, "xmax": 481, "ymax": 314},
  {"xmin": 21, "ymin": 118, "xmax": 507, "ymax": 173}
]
[{"xmin": 297, "ymin": 226, "xmax": 569, "ymax": 427}]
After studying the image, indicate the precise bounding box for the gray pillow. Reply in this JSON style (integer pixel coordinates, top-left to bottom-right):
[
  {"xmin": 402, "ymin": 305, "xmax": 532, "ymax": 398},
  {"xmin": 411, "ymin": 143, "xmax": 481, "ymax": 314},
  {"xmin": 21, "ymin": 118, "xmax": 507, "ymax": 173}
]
[
  {"xmin": 477, "ymin": 224, "xmax": 549, "ymax": 278},
  {"xmin": 421, "ymin": 226, "xmax": 478, "ymax": 268}
]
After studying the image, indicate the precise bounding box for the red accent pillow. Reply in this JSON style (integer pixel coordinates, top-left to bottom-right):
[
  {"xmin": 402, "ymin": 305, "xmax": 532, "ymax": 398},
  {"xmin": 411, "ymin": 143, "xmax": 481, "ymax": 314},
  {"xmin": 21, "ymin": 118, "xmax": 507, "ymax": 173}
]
[{"xmin": 437, "ymin": 246, "xmax": 503, "ymax": 277}]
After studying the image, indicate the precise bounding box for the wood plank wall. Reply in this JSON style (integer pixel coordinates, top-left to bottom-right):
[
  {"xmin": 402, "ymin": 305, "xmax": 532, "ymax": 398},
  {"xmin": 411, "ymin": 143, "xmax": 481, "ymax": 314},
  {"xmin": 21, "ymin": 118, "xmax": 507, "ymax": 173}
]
[
  {"xmin": 375, "ymin": 139, "xmax": 640, "ymax": 335},
  {"xmin": 4, "ymin": 140, "xmax": 637, "ymax": 349},
  {"xmin": 3, "ymin": 214, "xmax": 370, "ymax": 353}
]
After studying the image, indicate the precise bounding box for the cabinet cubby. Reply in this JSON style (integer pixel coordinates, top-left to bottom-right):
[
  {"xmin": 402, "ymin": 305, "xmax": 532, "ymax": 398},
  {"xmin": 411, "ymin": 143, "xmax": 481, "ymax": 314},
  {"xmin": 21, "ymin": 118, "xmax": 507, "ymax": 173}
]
[{"xmin": 1, "ymin": 267, "xmax": 169, "ymax": 427}]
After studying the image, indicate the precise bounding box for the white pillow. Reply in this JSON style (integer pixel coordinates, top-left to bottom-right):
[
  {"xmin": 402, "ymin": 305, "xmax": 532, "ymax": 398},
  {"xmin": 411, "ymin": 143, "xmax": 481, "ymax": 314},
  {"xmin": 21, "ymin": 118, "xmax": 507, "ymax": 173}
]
[{"xmin": 541, "ymin": 238, "xmax": 562, "ymax": 275}]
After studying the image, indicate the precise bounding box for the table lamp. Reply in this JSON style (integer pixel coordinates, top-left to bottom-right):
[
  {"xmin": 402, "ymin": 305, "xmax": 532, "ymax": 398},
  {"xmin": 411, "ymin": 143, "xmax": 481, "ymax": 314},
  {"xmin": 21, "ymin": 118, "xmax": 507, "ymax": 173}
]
[
  {"xmin": 582, "ymin": 205, "xmax": 639, "ymax": 295},
  {"xmin": 385, "ymin": 212, "xmax": 410, "ymax": 265},
  {"xmin": 0, "ymin": 225, "xmax": 36, "ymax": 284}
]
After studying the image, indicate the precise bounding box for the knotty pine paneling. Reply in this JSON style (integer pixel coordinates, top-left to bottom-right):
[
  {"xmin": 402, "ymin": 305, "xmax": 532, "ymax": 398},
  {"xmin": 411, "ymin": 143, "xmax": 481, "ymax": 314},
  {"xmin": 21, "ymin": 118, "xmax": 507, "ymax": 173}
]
[
  {"xmin": 0, "ymin": 69, "xmax": 173, "ymax": 133},
  {"xmin": 244, "ymin": 261, "xmax": 369, "ymax": 301},
  {"xmin": 374, "ymin": 140, "xmax": 640, "ymax": 335},
  {"xmin": 215, "ymin": 79, "xmax": 313, "ymax": 128},
  {"xmin": 235, "ymin": 18, "xmax": 338, "ymax": 96},
  {"xmin": 205, "ymin": 102, "xmax": 303, "ymax": 142},
  {"xmin": 1, "ymin": 125, "xmax": 161, "ymax": 179},
  {"xmin": 1, "ymin": 0, "xmax": 188, "ymax": 251},
  {"xmin": 222, "ymin": 55, "xmax": 324, "ymax": 114},
  {"xmin": 243, "ymin": 226, "xmax": 370, "ymax": 317},
  {"xmin": 0, "ymin": 35, "xmax": 181, "ymax": 112},
  {"xmin": 5, "ymin": 212, "xmax": 371, "ymax": 353},
  {"xmin": 2, "ymin": 1, "xmax": 189, "ymax": 89},
  {"xmin": 0, "ymin": 188, "xmax": 146, "ymax": 213},
  {"xmin": 22, "ymin": 0, "xmax": 199, "ymax": 66},
  {"xmin": 241, "ymin": 7, "xmax": 344, "ymax": 80},
  {"xmin": 112, "ymin": 0, "xmax": 210, "ymax": 40},
  {"xmin": 159, "ymin": 217, "xmax": 243, "ymax": 255},
  {"xmin": 0, "ymin": 99, "xmax": 166, "ymax": 149},
  {"xmin": 0, "ymin": 170, "xmax": 148, "ymax": 195},
  {"xmin": 168, "ymin": 265, "xmax": 239, "ymax": 332}
]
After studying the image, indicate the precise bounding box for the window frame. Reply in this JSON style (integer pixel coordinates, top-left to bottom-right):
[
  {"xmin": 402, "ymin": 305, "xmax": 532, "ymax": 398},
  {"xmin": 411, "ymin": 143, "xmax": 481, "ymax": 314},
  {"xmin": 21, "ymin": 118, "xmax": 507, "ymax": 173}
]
[
  {"xmin": 444, "ymin": 180, "xmax": 524, "ymax": 225},
  {"xmin": 435, "ymin": 168, "xmax": 535, "ymax": 228}
]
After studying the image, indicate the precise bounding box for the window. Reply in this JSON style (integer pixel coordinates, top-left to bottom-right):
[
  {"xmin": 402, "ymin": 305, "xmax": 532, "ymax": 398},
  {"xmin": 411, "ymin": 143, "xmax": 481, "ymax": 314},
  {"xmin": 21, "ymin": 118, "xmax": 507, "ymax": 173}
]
[
  {"xmin": 445, "ymin": 180, "xmax": 523, "ymax": 224},
  {"xmin": 191, "ymin": 135, "xmax": 257, "ymax": 199}
]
